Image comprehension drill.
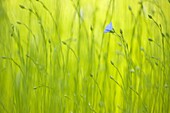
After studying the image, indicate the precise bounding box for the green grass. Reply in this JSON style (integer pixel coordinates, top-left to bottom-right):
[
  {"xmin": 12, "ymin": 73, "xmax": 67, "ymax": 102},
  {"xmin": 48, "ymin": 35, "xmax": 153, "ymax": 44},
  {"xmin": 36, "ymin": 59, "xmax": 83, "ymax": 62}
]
[{"xmin": 0, "ymin": 0, "xmax": 170, "ymax": 113}]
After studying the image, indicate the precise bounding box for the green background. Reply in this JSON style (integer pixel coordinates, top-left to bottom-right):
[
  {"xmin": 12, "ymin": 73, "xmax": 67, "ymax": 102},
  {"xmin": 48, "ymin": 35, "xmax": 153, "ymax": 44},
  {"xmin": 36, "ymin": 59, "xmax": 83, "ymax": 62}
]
[{"xmin": 0, "ymin": 0, "xmax": 170, "ymax": 113}]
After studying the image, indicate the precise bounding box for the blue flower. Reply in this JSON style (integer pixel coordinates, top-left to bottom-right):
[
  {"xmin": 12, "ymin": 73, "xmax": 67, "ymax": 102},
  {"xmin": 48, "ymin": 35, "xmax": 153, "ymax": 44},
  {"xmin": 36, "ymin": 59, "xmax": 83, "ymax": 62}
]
[{"xmin": 104, "ymin": 22, "xmax": 114, "ymax": 33}]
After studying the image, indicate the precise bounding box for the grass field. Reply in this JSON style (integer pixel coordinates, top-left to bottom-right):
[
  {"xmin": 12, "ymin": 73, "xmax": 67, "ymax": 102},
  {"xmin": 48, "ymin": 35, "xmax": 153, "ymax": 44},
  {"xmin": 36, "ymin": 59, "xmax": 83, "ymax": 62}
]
[{"xmin": 0, "ymin": 0, "xmax": 170, "ymax": 113}]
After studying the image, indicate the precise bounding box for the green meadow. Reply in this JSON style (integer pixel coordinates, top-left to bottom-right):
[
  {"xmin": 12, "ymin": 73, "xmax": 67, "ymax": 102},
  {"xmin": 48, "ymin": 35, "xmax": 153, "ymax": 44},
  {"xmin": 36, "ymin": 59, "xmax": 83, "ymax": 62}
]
[{"xmin": 0, "ymin": 0, "xmax": 170, "ymax": 113}]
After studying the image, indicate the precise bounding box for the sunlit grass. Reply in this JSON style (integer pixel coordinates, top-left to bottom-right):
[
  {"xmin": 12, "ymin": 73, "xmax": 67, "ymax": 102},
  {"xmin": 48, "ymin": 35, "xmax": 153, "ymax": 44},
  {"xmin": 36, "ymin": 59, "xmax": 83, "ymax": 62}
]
[{"xmin": 0, "ymin": 0, "xmax": 170, "ymax": 113}]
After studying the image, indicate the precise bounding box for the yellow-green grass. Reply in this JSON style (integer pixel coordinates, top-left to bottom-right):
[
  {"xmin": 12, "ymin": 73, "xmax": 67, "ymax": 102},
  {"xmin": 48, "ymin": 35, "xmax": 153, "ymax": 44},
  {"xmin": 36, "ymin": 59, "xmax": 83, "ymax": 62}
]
[{"xmin": 0, "ymin": 0, "xmax": 170, "ymax": 113}]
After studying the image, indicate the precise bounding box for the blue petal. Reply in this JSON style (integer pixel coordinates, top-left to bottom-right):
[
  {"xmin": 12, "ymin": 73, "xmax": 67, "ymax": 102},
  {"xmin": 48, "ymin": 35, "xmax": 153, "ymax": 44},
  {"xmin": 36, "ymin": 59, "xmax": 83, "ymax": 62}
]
[
  {"xmin": 104, "ymin": 22, "xmax": 113, "ymax": 33},
  {"xmin": 104, "ymin": 29, "xmax": 111, "ymax": 33}
]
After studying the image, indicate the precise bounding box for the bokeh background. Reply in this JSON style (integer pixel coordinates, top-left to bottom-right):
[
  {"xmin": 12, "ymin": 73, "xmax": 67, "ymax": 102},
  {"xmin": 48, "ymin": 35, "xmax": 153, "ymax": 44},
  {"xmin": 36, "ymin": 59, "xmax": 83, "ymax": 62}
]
[{"xmin": 0, "ymin": 0, "xmax": 170, "ymax": 113}]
